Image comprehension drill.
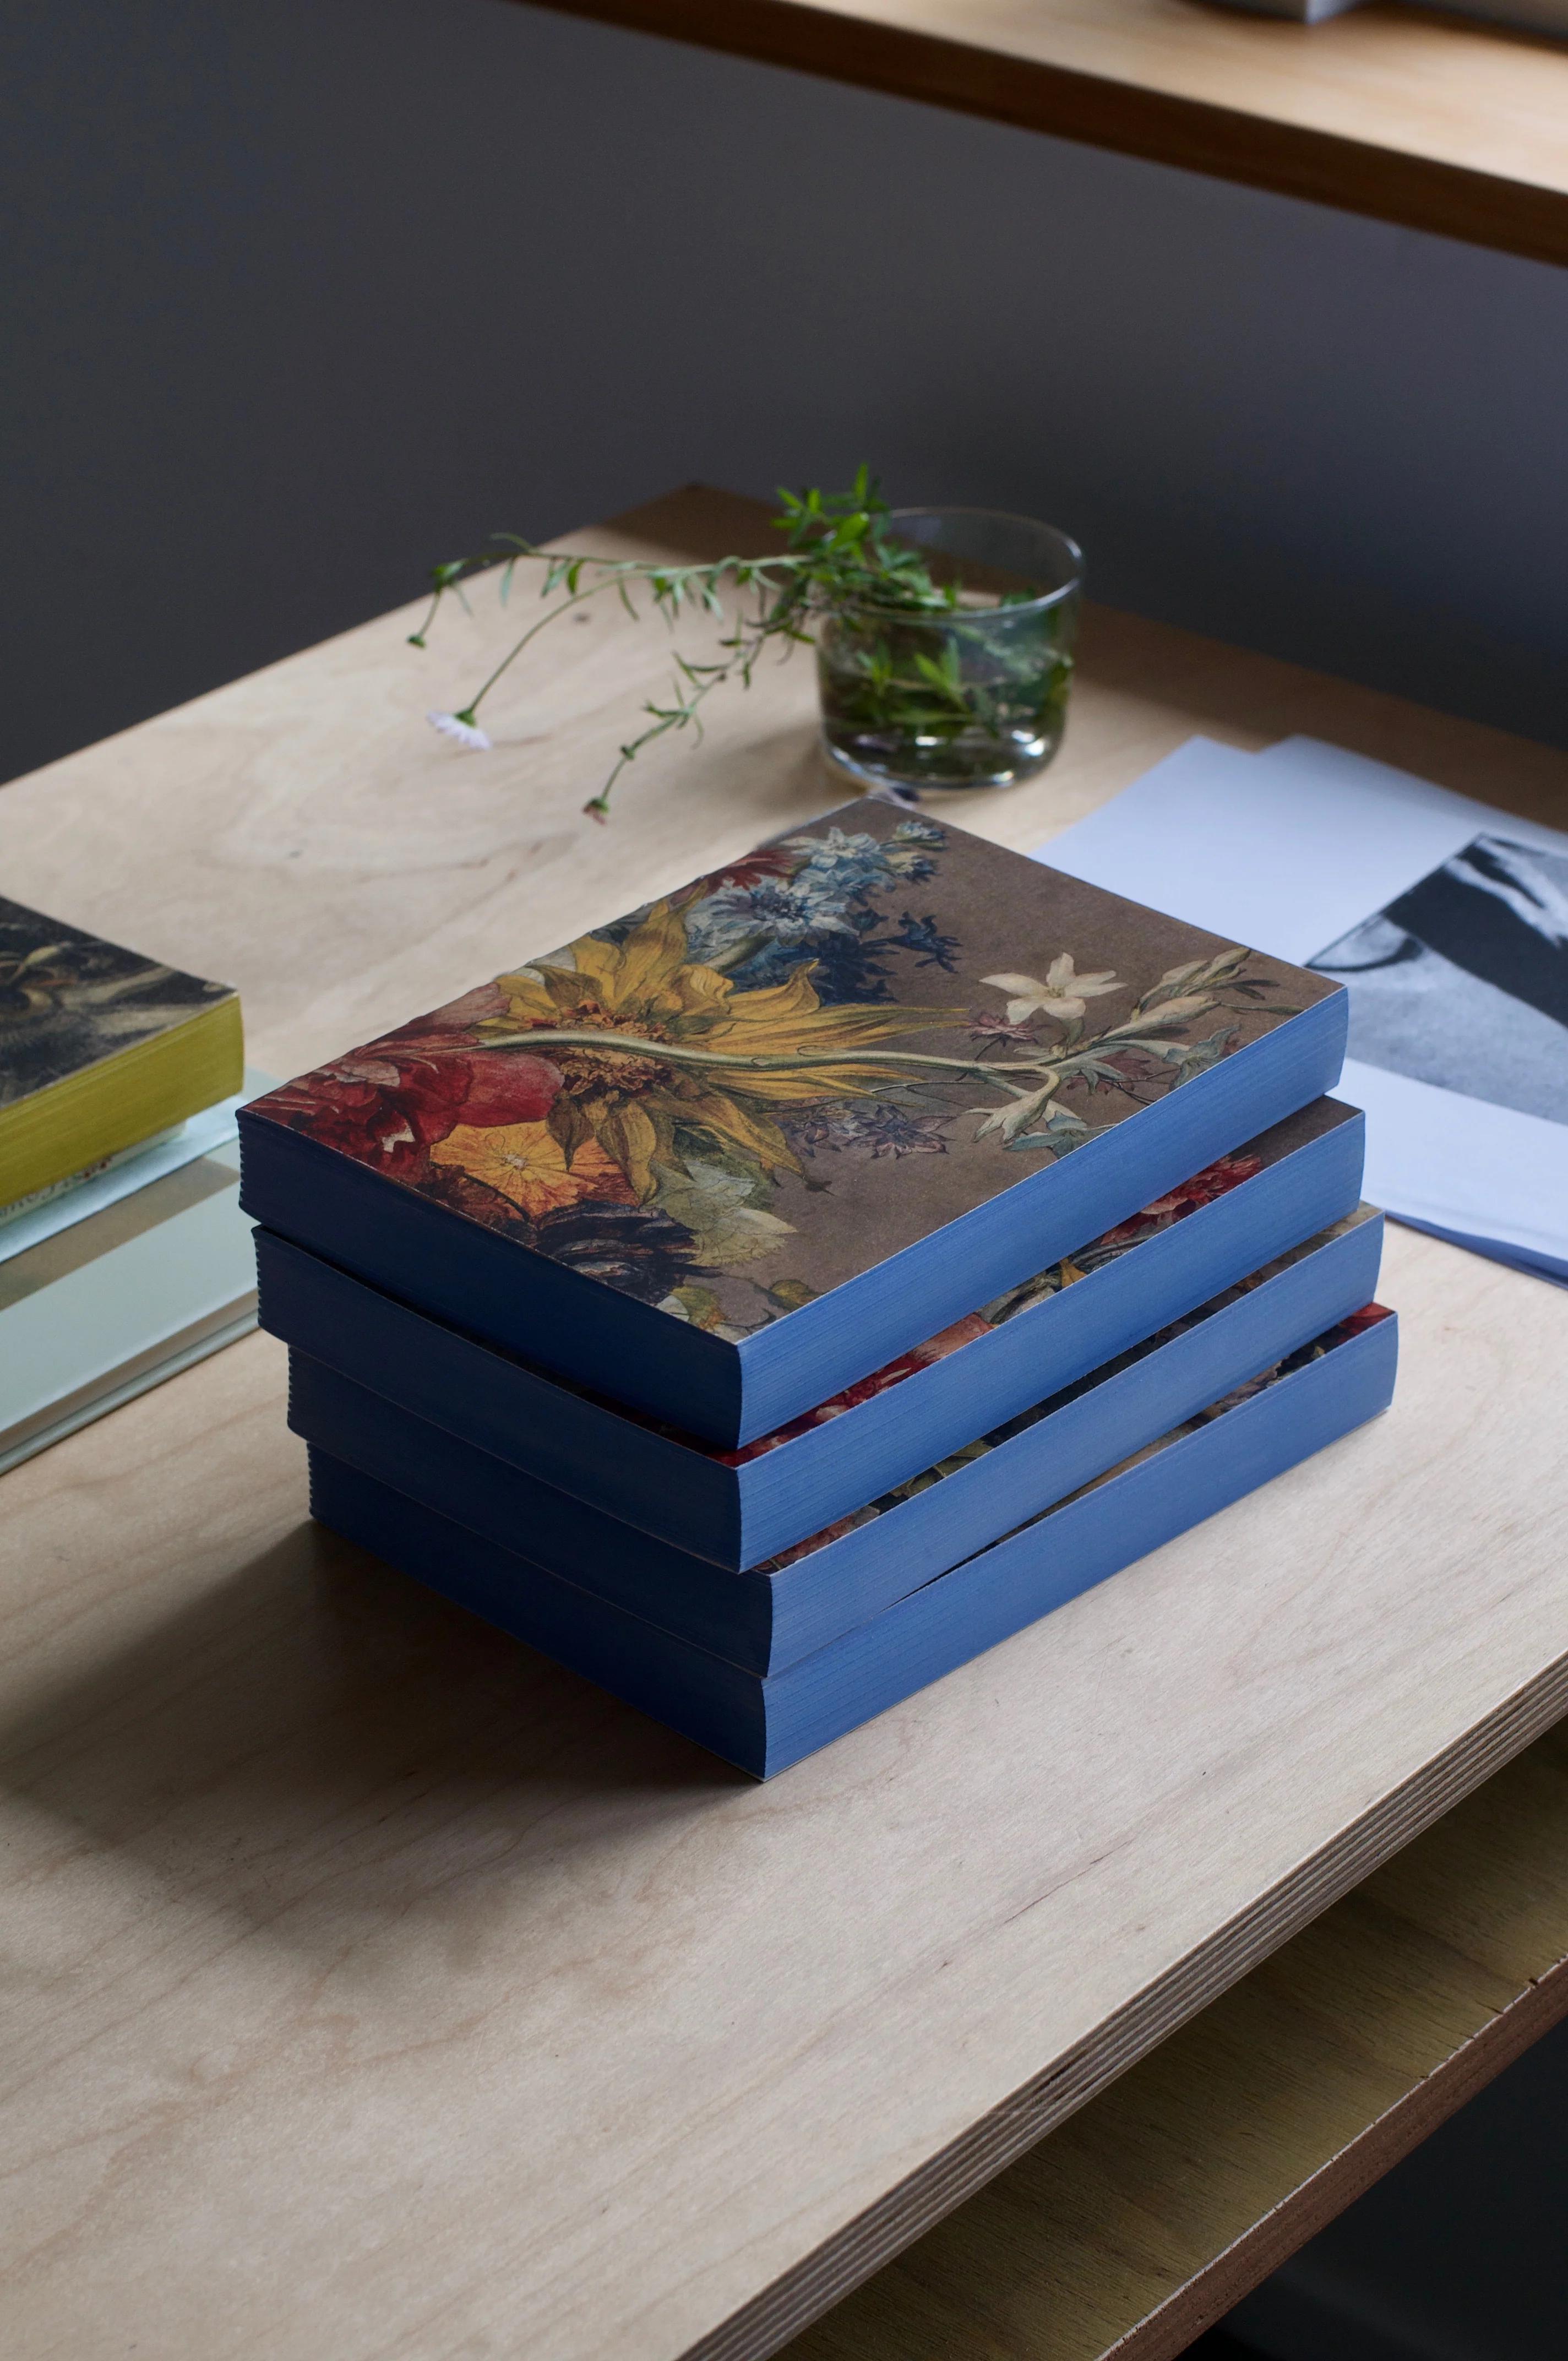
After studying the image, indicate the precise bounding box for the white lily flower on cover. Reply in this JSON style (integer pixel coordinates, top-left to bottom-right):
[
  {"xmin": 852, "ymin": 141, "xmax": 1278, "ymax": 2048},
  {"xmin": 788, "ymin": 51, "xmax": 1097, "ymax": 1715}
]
[
  {"xmin": 981, "ymin": 954, "xmax": 1120, "ymax": 1026},
  {"xmin": 427, "ymin": 709, "xmax": 493, "ymax": 751},
  {"xmin": 971, "ymin": 1078, "xmax": 1061, "ymax": 1143}
]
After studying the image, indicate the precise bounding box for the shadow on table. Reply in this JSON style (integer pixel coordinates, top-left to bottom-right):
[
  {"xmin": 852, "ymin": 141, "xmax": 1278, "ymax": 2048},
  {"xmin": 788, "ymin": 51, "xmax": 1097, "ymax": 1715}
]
[{"xmin": 0, "ymin": 1511, "xmax": 745, "ymax": 1970}]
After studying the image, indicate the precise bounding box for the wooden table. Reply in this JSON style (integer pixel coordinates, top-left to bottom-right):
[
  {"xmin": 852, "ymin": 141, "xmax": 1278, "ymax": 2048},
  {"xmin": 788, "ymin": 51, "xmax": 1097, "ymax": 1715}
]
[
  {"xmin": 2, "ymin": 487, "xmax": 1566, "ymax": 2361},
  {"xmin": 787, "ymin": 1718, "xmax": 1568, "ymax": 2359},
  {"xmin": 529, "ymin": 0, "xmax": 1568, "ymax": 266}
]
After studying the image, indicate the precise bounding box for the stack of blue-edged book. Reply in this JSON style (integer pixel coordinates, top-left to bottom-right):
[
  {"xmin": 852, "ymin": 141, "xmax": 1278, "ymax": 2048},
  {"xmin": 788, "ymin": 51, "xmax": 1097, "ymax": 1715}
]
[{"xmin": 239, "ymin": 799, "xmax": 1397, "ymax": 1776}]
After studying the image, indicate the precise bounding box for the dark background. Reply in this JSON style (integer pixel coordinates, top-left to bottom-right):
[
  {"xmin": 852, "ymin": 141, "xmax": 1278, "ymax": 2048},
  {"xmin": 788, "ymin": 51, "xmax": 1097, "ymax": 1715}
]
[
  {"xmin": 4, "ymin": 3, "xmax": 1567, "ymax": 2349},
  {"xmin": 3, "ymin": 0, "xmax": 1567, "ymax": 786}
]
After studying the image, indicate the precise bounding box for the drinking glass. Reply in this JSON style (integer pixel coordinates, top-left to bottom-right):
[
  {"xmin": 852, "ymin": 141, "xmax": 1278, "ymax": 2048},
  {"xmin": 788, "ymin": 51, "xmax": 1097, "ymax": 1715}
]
[{"xmin": 816, "ymin": 507, "xmax": 1083, "ymax": 793}]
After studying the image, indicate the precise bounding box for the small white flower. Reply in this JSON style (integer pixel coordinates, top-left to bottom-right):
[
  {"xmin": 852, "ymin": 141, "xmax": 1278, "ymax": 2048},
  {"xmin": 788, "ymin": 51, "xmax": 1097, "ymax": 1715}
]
[
  {"xmin": 427, "ymin": 709, "xmax": 492, "ymax": 752},
  {"xmin": 982, "ymin": 954, "xmax": 1120, "ymax": 1027}
]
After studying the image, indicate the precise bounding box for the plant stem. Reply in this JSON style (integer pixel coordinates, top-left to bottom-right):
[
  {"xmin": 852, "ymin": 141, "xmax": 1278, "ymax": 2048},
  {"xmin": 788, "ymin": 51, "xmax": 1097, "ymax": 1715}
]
[
  {"xmin": 409, "ymin": 478, "xmax": 1014, "ymax": 818},
  {"xmin": 459, "ymin": 578, "xmax": 635, "ymax": 713},
  {"xmin": 475, "ymin": 1027, "xmax": 1069, "ymax": 1079}
]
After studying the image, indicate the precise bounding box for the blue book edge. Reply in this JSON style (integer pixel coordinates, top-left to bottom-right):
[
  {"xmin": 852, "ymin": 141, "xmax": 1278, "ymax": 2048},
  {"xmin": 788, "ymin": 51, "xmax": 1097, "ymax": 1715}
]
[
  {"xmin": 257, "ymin": 1099, "xmax": 1365, "ymax": 1573},
  {"xmin": 306, "ymin": 1310, "xmax": 1398, "ymax": 1778},
  {"xmin": 286, "ymin": 1209, "xmax": 1384, "ymax": 1676}
]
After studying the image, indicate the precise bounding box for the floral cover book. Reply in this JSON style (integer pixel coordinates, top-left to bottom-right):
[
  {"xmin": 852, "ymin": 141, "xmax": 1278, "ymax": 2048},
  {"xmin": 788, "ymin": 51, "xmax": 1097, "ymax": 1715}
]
[
  {"xmin": 715, "ymin": 1119, "xmax": 1333, "ymax": 1466},
  {"xmin": 247, "ymin": 802, "xmax": 1340, "ymax": 1340},
  {"xmin": 759, "ymin": 1232, "xmax": 1387, "ymax": 1570},
  {"xmin": 1, "ymin": 897, "xmax": 237, "ymax": 1111}
]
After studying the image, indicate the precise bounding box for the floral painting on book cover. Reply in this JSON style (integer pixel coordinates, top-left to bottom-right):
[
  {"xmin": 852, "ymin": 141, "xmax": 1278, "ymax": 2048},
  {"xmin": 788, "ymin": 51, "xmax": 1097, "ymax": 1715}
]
[{"xmin": 257, "ymin": 812, "xmax": 1310, "ymax": 1336}]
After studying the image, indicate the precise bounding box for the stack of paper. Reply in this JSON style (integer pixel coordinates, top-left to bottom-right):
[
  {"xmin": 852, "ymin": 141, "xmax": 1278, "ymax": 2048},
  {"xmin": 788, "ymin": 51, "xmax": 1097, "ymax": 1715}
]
[{"xmin": 1041, "ymin": 736, "xmax": 1568, "ymax": 1285}]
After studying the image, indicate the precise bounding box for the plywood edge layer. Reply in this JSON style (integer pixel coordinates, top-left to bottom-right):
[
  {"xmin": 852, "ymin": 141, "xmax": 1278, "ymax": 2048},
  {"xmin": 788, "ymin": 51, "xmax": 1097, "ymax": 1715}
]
[
  {"xmin": 682, "ymin": 1646, "xmax": 1568, "ymax": 2361},
  {"xmin": 524, "ymin": 0, "xmax": 1568, "ymax": 268},
  {"xmin": 1101, "ymin": 1947, "xmax": 1568, "ymax": 2361}
]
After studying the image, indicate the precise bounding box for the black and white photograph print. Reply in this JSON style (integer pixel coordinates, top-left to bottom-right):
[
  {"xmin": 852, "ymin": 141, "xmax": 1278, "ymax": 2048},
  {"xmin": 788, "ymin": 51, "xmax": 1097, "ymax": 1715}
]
[{"xmin": 1309, "ymin": 833, "xmax": 1568, "ymax": 1127}]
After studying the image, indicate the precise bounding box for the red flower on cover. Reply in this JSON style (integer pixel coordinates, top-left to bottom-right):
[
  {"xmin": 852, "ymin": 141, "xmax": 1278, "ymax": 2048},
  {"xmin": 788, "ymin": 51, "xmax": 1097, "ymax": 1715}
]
[
  {"xmin": 1335, "ymin": 1303, "xmax": 1392, "ymax": 1336},
  {"xmin": 414, "ymin": 982, "xmax": 509, "ymax": 1032},
  {"xmin": 449, "ymin": 1047, "xmax": 565, "ymax": 1127},
  {"xmin": 1095, "ymin": 1152, "xmax": 1264, "ymax": 1249},
  {"xmin": 265, "ymin": 1054, "xmax": 471, "ymax": 1171},
  {"xmin": 682, "ymin": 845, "xmax": 799, "ymax": 898},
  {"xmin": 967, "ymin": 1010, "xmax": 1040, "ymax": 1048},
  {"xmin": 265, "ymin": 1045, "xmax": 562, "ymax": 1171}
]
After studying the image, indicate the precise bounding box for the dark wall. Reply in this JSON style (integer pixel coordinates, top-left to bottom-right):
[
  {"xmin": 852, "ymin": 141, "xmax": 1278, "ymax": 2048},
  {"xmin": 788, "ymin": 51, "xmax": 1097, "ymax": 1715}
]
[{"xmin": 3, "ymin": 0, "xmax": 1566, "ymax": 787}]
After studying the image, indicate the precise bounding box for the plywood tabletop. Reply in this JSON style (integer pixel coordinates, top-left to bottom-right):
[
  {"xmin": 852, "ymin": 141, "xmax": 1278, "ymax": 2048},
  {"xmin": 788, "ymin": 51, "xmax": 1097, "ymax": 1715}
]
[
  {"xmin": 526, "ymin": 0, "xmax": 1568, "ymax": 266},
  {"xmin": 2, "ymin": 486, "xmax": 1567, "ymax": 2361},
  {"xmin": 786, "ymin": 1716, "xmax": 1568, "ymax": 2361}
]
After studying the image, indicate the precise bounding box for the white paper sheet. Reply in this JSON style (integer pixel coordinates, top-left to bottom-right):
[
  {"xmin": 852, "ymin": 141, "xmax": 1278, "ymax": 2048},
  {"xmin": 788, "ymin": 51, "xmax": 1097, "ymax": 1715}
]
[{"xmin": 1038, "ymin": 737, "xmax": 1568, "ymax": 1274}]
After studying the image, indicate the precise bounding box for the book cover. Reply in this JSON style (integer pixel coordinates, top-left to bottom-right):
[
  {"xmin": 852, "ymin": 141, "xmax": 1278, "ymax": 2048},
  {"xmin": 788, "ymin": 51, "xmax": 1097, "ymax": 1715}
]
[
  {"xmin": 1, "ymin": 899, "xmax": 237, "ymax": 1107},
  {"xmin": 245, "ymin": 802, "xmax": 1340, "ymax": 1345},
  {"xmin": 1, "ymin": 897, "xmax": 243, "ymax": 1206}
]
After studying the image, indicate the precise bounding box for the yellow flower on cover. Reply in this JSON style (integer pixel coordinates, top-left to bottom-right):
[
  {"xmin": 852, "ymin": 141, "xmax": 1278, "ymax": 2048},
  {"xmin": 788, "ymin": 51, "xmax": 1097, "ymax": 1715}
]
[
  {"xmin": 486, "ymin": 899, "xmax": 950, "ymax": 1203},
  {"xmin": 429, "ymin": 1120, "xmax": 629, "ymax": 1219}
]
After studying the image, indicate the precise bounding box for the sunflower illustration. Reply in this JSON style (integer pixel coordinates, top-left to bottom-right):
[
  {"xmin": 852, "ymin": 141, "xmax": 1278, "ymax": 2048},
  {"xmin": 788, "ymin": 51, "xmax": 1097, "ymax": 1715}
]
[{"xmin": 481, "ymin": 899, "xmax": 951, "ymax": 1203}]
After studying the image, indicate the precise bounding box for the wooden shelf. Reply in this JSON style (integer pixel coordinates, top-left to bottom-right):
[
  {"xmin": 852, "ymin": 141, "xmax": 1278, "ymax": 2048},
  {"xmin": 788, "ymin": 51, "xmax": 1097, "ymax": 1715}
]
[
  {"xmin": 528, "ymin": 0, "xmax": 1568, "ymax": 265},
  {"xmin": 785, "ymin": 1720, "xmax": 1568, "ymax": 2361},
  {"xmin": 2, "ymin": 489, "xmax": 1566, "ymax": 2361}
]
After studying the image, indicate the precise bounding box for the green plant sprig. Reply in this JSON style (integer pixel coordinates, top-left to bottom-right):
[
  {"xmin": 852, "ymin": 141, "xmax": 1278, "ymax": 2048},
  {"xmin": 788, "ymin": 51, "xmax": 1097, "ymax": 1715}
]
[{"xmin": 411, "ymin": 471, "xmax": 996, "ymax": 820}]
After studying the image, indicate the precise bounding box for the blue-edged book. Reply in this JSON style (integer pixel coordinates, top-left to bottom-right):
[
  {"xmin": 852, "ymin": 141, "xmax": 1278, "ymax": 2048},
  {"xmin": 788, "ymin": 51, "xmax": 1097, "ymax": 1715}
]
[
  {"xmin": 256, "ymin": 1097, "xmax": 1364, "ymax": 1570},
  {"xmin": 306, "ymin": 1304, "xmax": 1398, "ymax": 1778},
  {"xmin": 239, "ymin": 801, "xmax": 1347, "ymax": 1447},
  {"xmin": 287, "ymin": 1206, "xmax": 1382, "ymax": 1675}
]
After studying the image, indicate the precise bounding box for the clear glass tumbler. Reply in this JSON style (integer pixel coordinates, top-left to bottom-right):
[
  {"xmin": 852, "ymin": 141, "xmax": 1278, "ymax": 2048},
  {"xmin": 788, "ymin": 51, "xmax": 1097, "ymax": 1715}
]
[{"xmin": 815, "ymin": 508, "xmax": 1083, "ymax": 793}]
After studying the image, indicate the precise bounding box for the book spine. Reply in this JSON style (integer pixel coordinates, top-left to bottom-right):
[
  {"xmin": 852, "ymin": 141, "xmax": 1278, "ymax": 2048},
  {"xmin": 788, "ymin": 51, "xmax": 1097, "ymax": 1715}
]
[
  {"xmin": 769, "ymin": 1214, "xmax": 1383, "ymax": 1670},
  {"xmin": 765, "ymin": 1313, "xmax": 1398, "ymax": 1774},
  {"xmin": 307, "ymin": 1448, "xmax": 769, "ymax": 1774},
  {"xmin": 737, "ymin": 992, "xmax": 1349, "ymax": 1441},
  {"xmin": 287, "ymin": 1348, "xmax": 773, "ymax": 1671},
  {"xmin": 240, "ymin": 1112, "xmax": 744, "ymax": 1444},
  {"xmin": 738, "ymin": 1108, "xmax": 1365, "ymax": 1564},
  {"xmin": 255, "ymin": 1226, "xmax": 743, "ymax": 1563},
  {"xmin": 306, "ymin": 1314, "xmax": 1396, "ymax": 1779}
]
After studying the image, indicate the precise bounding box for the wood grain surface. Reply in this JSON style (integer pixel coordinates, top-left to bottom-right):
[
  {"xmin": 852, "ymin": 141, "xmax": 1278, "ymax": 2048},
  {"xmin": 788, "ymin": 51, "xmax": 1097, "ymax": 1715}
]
[
  {"xmin": 524, "ymin": 0, "xmax": 1568, "ymax": 266},
  {"xmin": 1, "ymin": 487, "xmax": 1566, "ymax": 2361},
  {"xmin": 782, "ymin": 1722, "xmax": 1568, "ymax": 2361}
]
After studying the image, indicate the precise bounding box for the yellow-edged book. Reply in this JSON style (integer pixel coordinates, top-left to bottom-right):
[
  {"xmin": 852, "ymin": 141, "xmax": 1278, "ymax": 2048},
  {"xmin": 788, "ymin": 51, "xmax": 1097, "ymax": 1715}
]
[{"xmin": 1, "ymin": 896, "xmax": 243, "ymax": 1212}]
